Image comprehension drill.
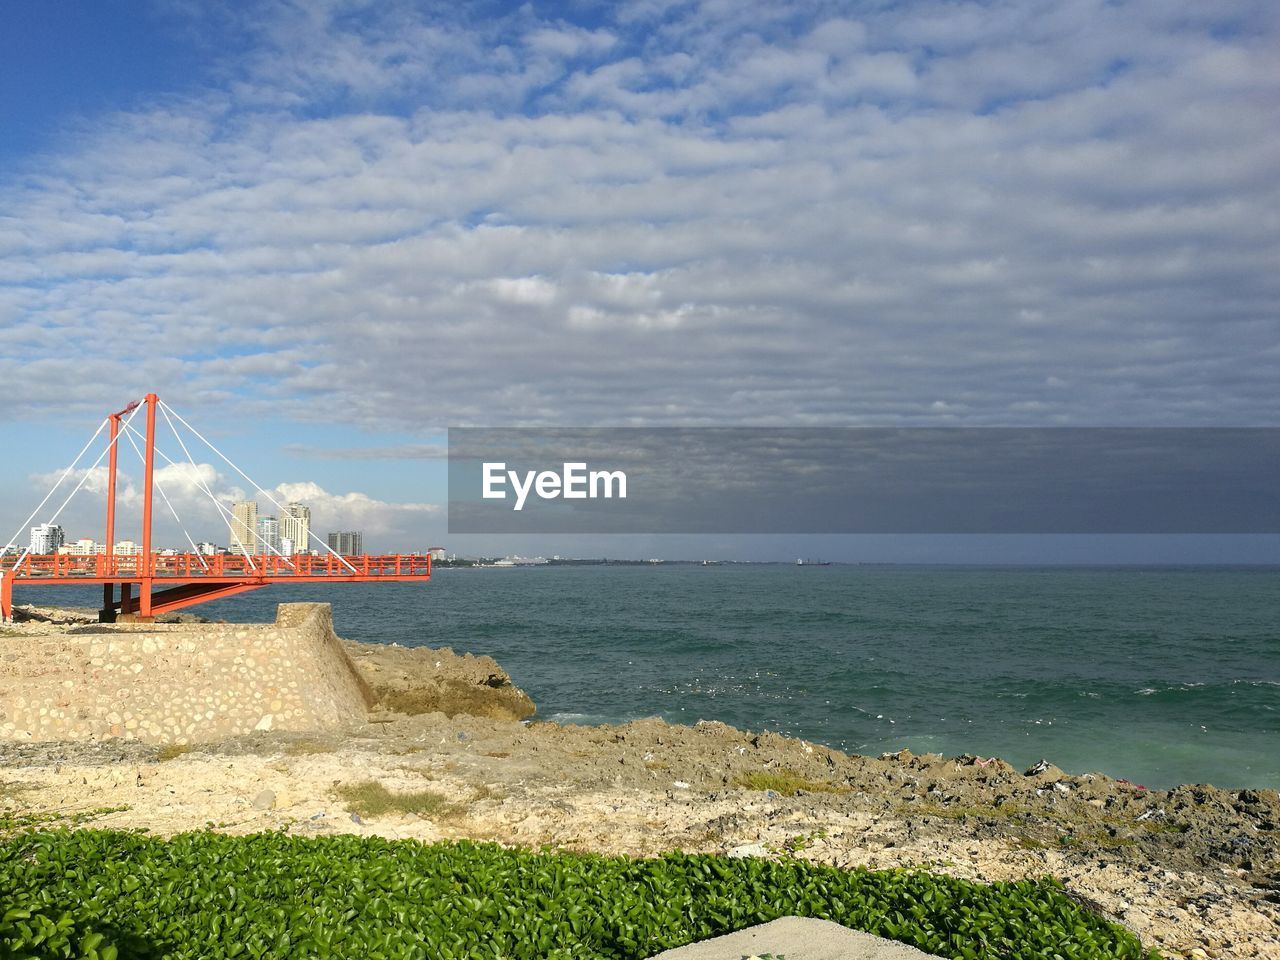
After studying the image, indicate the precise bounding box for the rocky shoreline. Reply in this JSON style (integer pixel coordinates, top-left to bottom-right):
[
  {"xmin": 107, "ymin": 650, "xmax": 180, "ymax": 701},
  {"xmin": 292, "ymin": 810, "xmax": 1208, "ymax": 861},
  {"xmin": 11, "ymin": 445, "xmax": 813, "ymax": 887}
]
[{"xmin": 1, "ymin": 608, "xmax": 1277, "ymax": 958}]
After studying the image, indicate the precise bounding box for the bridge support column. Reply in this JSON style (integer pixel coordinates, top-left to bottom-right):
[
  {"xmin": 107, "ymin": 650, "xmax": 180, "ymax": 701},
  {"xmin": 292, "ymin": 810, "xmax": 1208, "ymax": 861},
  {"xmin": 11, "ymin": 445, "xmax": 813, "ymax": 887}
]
[
  {"xmin": 138, "ymin": 393, "xmax": 157, "ymax": 622},
  {"xmin": 1, "ymin": 571, "xmax": 11, "ymax": 622}
]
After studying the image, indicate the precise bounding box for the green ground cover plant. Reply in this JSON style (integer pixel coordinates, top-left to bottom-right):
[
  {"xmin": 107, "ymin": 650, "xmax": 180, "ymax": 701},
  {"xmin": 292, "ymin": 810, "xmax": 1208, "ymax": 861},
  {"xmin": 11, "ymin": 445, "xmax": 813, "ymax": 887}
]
[
  {"xmin": 335, "ymin": 780, "xmax": 456, "ymax": 819},
  {"xmin": 0, "ymin": 829, "xmax": 1159, "ymax": 960},
  {"xmin": 733, "ymin": 770, "xmax": 845, "ymax": 796}
]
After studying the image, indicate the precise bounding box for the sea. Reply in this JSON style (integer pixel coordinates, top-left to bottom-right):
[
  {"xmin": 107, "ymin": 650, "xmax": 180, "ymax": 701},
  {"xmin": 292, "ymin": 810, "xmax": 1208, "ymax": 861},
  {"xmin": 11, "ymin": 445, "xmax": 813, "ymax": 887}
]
[{"xmin": 19, "ymin": 565, "xmax": 1280, "ymax": 791}]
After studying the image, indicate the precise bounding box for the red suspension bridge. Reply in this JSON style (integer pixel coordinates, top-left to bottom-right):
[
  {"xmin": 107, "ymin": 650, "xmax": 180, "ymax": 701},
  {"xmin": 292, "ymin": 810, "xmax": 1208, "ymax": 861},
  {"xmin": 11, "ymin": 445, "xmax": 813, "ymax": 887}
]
[{"xmin": 0, "ymin": 393, "xmax": 430, "ymax": 622}]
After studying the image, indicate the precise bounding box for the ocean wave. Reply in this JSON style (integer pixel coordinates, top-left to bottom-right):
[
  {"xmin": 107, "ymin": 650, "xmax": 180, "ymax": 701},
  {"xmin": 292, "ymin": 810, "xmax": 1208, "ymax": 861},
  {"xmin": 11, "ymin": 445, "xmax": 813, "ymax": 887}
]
[
  {"xmin": 544, "ymin": 711, "xmax": 630, "ymax": 726},
  {"xmin": 1135, "ymin": 682, "xmax": 1206, "ymax": 696}
]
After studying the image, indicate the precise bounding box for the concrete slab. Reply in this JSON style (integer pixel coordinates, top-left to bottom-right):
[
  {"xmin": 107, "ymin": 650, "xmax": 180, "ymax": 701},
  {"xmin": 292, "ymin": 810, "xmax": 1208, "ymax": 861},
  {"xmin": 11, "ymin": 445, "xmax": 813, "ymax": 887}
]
[{"xmin": 647, "ymin": 917, "xmax": 934, "ymax": 960}]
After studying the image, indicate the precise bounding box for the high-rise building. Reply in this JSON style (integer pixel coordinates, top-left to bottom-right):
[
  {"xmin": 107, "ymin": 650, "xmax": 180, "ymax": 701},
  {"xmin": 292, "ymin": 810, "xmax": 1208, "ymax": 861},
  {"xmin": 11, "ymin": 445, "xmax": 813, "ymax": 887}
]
[
  {"xmin": 258, "ymin": 517, "xmax": 280, "ymax": 555},
  {"xmin": 280, "ymin": 502, "xmax": 311, "ymax": 555},
  {"xmin": 229, "ymin": 500, "xmax": 258, "ymax": 555},
  {"xmin": 29, "ymin": 523, "xmax": 65, "ymax": 555},
  {"xmin": 327, "ymin": 531, "xmax": 363, "ymax": 555}
]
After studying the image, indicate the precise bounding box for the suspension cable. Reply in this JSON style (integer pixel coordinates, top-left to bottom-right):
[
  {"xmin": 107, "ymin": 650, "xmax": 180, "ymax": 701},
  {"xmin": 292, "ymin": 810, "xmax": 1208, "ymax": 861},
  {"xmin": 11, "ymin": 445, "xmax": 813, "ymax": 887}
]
[
  {"xmin": 124, "ymin": 420, "xmax": 294, "ymax": 565},
  {"xmin": 140, "ymin": 411, "xmax": 258, "ymax": 572},
  {"xmin": 10, "ymin": 402, "xmax": 146, "ymax": 571},
  {"xmin": 160, "ymin": 400, "xmax": 359, "ymax": 574},
  {"xmin": 4, "ymin": 416, "xmax": 109, "ymax": 553},
  {"xmin": 119, "ymin": 423, "xmax": 209, "ymax": 570}
]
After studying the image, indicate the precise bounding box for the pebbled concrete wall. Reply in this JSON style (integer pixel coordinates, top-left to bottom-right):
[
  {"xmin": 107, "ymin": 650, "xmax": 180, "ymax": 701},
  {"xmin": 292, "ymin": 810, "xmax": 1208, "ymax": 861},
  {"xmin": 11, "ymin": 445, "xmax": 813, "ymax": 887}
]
[{"xmin": 0, "ymin": 603, "xmax": 371, "ymax": 744}]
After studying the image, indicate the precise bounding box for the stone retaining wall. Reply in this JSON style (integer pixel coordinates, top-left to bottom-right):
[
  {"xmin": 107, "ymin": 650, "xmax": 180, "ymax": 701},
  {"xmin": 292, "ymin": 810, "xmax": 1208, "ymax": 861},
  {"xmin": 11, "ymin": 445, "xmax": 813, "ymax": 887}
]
[{"xmin": 0, "ymin": 603, "xmax": 371, "ymax": 744}]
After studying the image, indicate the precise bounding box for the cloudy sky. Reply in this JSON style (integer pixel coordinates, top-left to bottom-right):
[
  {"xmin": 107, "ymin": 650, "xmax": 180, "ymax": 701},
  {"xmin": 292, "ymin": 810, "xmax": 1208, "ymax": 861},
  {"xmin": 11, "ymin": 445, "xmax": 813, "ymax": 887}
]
[{"xmin": 2, "ymin": 0, "xmax": 1277, "ymax": 559}]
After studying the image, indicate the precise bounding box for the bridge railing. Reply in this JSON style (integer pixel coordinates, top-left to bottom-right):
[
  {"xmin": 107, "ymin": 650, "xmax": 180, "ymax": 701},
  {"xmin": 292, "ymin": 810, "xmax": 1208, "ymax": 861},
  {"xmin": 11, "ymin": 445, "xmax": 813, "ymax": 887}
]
[{"xmin": 0, "ymin": 553, "xmax": 432, "ymax": 579}]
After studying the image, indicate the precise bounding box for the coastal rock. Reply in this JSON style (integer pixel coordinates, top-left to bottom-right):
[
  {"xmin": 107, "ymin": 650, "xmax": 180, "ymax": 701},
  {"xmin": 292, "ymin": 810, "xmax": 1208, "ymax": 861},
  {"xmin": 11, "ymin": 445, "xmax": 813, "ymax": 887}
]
[
  {"xmin": 5, "ymin": 607, "xmax": 1279, "ymax": 959},
  {"xmin": 342, "ymin": 640, "xmax": 536, "ymax": 723},
  {"xmin": 251, "ymin": 789, "xmax": 276, "ymax": 810},
  {"xmin": 2, "ymin": 709, "xmax": 1278, "ymax": 957},
  {"xmin": 1024, "ymin": 760, "xmax": 1066, "ymax": 780},
  {"xmin": 11, "ymin": 604, "xmax": 96, "ymax": 626}
]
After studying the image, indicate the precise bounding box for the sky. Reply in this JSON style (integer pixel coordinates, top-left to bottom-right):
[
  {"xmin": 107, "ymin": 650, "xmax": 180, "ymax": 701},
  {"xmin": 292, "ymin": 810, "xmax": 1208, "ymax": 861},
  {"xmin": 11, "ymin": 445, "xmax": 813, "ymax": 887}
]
[{"xmin": 1, "ymin": 0, "xmax": 1278, "ymax": 561}]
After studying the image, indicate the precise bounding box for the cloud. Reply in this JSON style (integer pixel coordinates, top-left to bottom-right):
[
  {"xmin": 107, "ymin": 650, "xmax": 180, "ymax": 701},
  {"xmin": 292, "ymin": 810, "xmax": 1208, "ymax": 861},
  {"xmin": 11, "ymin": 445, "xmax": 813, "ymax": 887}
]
[
  {"xmin": 0, "ymin": 0, "xmax": 1276, "ymax": 437},
  {"xmin": 523, "ymin": 25, "xmax": 618, "ymax": 60},
  {"xmin": 272, "ymin": 481, "xmax": 438, "ymax": 536},
  {"xmin": 13, "ymin": 463, "xmax": 439, "ymax": 550},
  {"xmin": 283, "ymin": 443, "xmax": 448, "ymax": 460}
]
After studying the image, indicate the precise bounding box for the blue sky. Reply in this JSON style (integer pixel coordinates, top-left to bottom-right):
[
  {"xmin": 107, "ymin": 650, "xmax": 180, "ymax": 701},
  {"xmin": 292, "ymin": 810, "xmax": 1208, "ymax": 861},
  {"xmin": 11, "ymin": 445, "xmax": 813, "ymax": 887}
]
[
  {"xmin": 1, "ymin": 2, "xmax": 207, "ymax": 160},
  {"xmin": 2, "ymin": 0, "xmax": 1278, "ymax": 559}
]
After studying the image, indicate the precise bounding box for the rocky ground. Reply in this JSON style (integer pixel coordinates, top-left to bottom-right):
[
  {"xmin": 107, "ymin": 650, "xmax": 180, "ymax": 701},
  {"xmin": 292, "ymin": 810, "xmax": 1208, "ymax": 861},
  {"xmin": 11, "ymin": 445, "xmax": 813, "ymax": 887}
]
[{"xmin": 1, "ymin": 607, "xmax": 1277, "ymax": 958}]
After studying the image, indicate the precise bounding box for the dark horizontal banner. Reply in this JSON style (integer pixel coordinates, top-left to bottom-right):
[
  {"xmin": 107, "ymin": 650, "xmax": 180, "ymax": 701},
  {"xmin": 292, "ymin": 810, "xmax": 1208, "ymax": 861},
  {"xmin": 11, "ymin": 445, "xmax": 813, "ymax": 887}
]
[{"xmin": 447, "ymin": 428, "xmax": 1280, "ymax": 534}]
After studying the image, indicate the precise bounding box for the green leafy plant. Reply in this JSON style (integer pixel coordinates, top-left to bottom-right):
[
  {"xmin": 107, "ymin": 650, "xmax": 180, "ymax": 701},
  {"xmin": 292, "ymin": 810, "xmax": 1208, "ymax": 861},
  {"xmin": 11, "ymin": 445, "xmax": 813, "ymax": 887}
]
[
  {"xmin": 778, "ymin": 829, "xmax": 828, "ymax": 855},
  {"xmin": 0, "ymin": 829, "xmax": 1162, "ymax": 960},
  {"xmin": 0, "ymin": 806, "xmax": 129, "ymax": 834}
]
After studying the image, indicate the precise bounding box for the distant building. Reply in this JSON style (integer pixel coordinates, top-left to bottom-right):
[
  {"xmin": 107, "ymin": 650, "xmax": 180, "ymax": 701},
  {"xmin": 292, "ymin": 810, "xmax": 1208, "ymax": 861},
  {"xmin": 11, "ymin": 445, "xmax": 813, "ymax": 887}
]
[
  {"xmin": 29, "ymin": 523, "xmax": 65, "ymax": 555},
  {"xmin": 195, "ymin": 541, "xmax": 219, "ymax": 556},
  {"xmin": 427, "ymin": 546, "xmax": 447, "ymax": 561},
  {"xmin": 258, "ymin": 516, "xmax": 280, "ymax": 555},
  {"xmin": 113, "ymin": 541, "xmax": 142, "ymax": 556},
  {"xmin": 66, "ymin": 538, "xmax": 103, "ymax": 556},
  {"xmin": 280, "ymin": 503, "xmax": 311, "ymax": 556},
  {"xmin": 229, "ymin": 500, "xmax": 258, "ymax": 555},
  {"xmin": 327, "ymin": 531, "xmax": 363, "ymax": 555}
]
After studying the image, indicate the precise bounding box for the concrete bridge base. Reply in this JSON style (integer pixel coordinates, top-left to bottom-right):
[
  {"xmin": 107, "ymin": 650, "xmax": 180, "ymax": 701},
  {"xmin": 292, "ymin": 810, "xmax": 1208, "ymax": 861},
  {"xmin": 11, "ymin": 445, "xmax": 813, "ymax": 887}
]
[{"xmin": 0, "ymin": 603, "xmax": 372, "ymax": 745}]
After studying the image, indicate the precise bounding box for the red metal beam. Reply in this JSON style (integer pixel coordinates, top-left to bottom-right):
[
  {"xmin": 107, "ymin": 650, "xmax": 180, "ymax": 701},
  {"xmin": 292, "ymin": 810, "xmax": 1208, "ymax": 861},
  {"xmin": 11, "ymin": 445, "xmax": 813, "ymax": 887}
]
[
  {"xmin": 3, "ymin": 554, "xmax": 430, "ymax": 622},
  {"xmin": 16, "ymin": 574, "xmax": 432, "ymax": 585},
  {"xmin": 104, "ymin": 414, "xmax": 119, "ymax": 611},
  {"xmin": 139, "ymin": 394, "xmax": 158, "ymax": 618},
  {"xmin": 118, "ymin": 580, "xmax": 270, "ymax": 617},
  {"xmin": 3, "ymin": 553, "xmax": 431, "ymax": 579}
]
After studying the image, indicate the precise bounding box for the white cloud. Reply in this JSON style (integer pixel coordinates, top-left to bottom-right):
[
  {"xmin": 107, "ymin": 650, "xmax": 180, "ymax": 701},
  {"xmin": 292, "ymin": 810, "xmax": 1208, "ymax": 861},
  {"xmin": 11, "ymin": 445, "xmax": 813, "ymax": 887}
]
[
  {"xmin": 0, "ymin": 0, "xmax": 1276, "ymax": 438},
  {"xmin": 524, "ymin": 25, "xmax": 618, "ymax": 59}
]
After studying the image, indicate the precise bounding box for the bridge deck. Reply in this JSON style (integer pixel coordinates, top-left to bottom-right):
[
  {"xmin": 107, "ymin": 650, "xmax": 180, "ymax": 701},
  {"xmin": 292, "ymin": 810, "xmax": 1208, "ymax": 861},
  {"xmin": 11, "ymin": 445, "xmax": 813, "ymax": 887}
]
[{"xmin": 0, "ymin": 553, "xmax": 431, "ymax": 620}]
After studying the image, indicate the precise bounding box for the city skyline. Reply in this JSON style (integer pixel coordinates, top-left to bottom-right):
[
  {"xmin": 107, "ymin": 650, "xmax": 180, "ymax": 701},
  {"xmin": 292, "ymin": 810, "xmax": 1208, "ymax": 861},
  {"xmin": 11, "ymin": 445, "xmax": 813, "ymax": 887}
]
[
  {"xmin": 8, "ymin": 496, "xmax": 366, "ymax": 559},
  {"xmin": 11, "ymin": 519, "xmax": 372, "ymax": 559}
]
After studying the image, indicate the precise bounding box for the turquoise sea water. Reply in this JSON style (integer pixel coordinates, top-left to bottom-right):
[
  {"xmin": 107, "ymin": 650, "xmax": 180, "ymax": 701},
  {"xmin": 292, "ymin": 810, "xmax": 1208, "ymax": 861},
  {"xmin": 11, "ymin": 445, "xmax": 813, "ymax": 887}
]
[{"xmin": 20, "ymin": 566, "xmax": 1280, "ymax": 790}]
